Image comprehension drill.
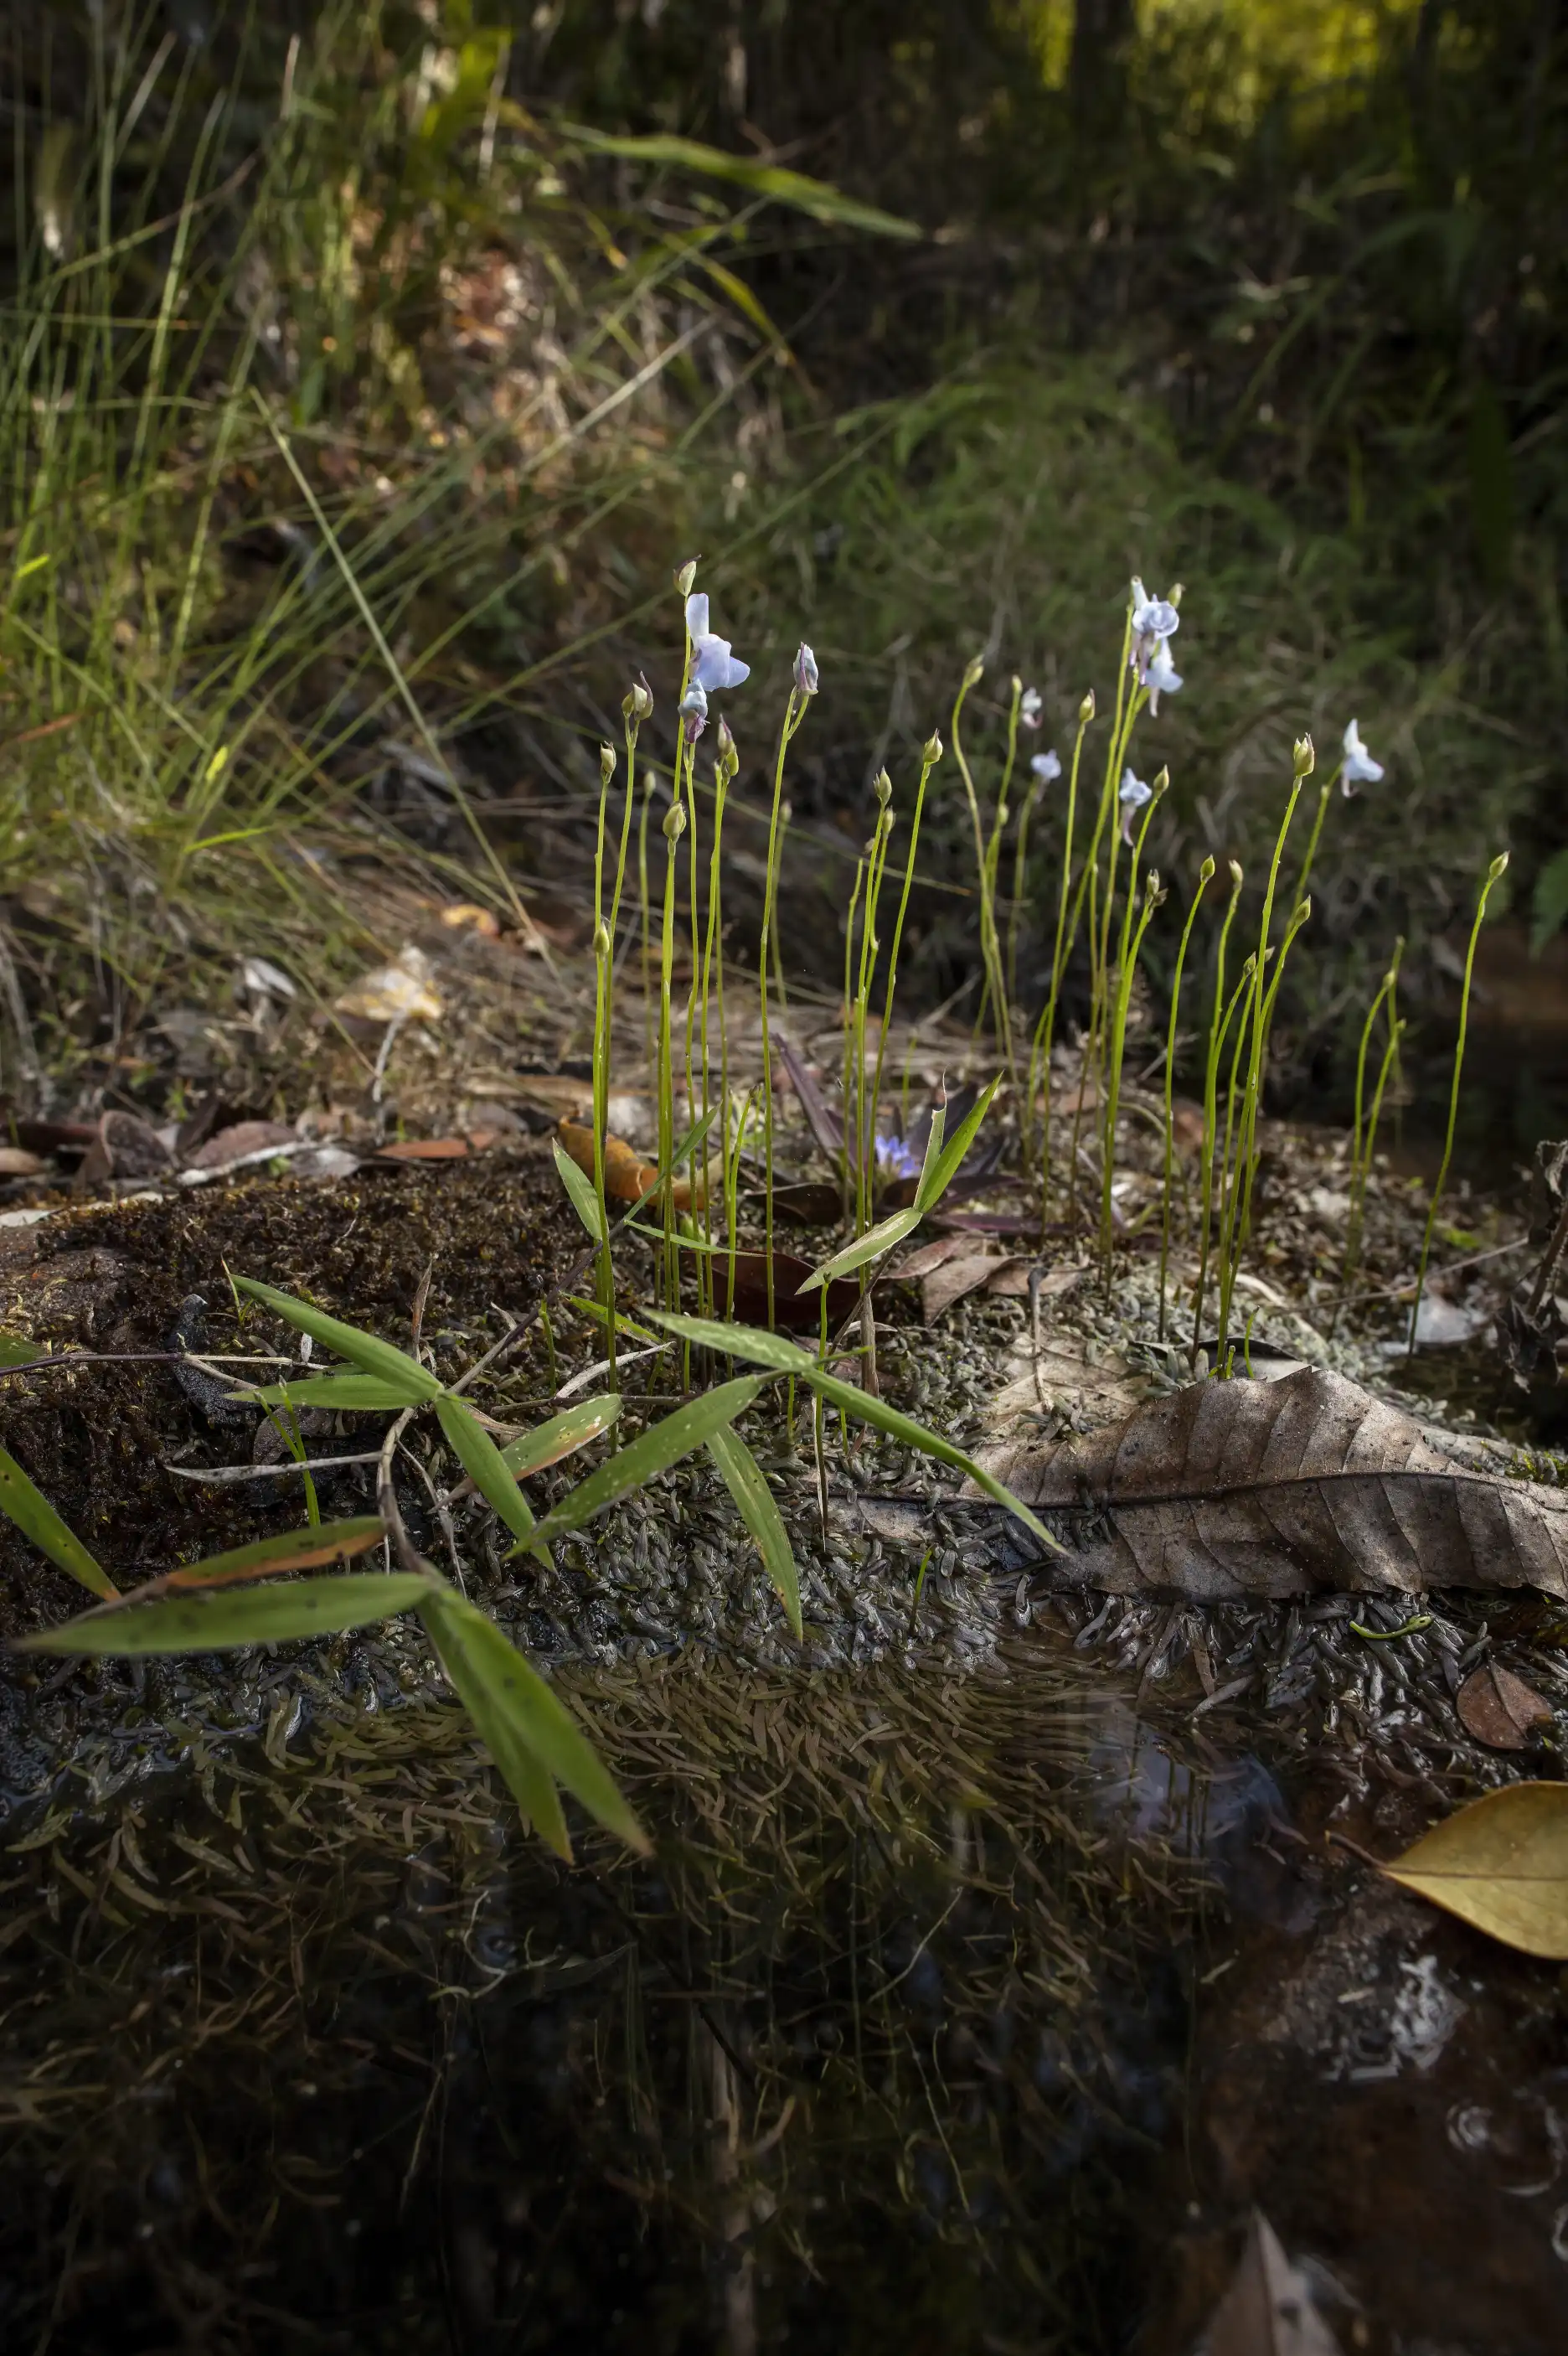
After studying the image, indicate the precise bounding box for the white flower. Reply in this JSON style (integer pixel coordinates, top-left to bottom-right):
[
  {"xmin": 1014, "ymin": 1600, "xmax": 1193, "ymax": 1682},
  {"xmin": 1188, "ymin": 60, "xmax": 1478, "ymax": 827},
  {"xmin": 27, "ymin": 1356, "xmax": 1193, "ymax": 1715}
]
[
  {"xmin": 1019, "ymin": 686, "xmax": 1043, "ymax": 729},
  {"xmin": 794, "ymin": 643, "xmax": 819, "ymax": 695},
  {"xmin": 1029, "ymin": 750, "xmax": 1062, "ymax": 784},
  {"xmin": 1340, "ymin": 718, "xmax": 1384, "ymax": 796},
  {"xmin": 1130, "ymin": 576, "xmax": 1180, "ymax": 645},
  {"xmin": 1119, "ymin": 767, "xmax": 1153, "ymax": 842},
  {"xmin": 684, "ymin": 592, "xmax": 750, "ymax": 695},
  {"xmin": 1144, "ymin": 638, "xmax": 1184, "ymax": 716}
]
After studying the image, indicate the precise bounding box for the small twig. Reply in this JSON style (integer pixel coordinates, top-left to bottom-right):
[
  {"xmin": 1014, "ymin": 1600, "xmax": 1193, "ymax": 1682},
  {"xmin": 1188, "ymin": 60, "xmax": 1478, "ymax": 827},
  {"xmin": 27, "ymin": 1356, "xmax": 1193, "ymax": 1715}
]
[
  {"xmin": 377, "ymin": 1407, "xmax": 425, "ymax": 1574},
  {"xmin": 1324, "ymin": 1826, "xmax": 1389, "ymax": 1872},
  {"xmin": 399, "ymin": 1441, "xmax": 465, "ymax": 1588},
  {"xmin": 1529, "ymin": 1192, "xmax": 1568, "ymax": 1316},
  {"xmin": 162, "ymin": 1451, "xmax": 384, "ymax": 1485}
]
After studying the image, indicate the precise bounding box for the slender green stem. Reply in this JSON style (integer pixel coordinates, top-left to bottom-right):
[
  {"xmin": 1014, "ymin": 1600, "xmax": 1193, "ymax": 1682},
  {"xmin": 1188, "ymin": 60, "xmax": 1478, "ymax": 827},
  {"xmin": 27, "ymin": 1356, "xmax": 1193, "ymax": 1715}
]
[
  {"xmin": 869, "ymin": 739, "xmax": 942, "ymax": 1168},
  {"xmin": 1158, "ymin": 859, "xmax": 1215, "ymax": 1341},
  {"xmin": 1407, "ymin": 854, "xmax": 1509, "ymax": 1356},
  {"xmin": 1028, "ymin": 708, "xmax": 1091, "ymax": 1227},
  {"xmin": 758, "ymin": 687, "xmax": 807, "ymax": 1327},
  {"xmin": 1189, "ymin": 870, "xmax": 1245, "ymax": 1368},
  {"xmin": 1100, "ymin": 874, "xmax": 1163, "ymax": 1287},
  {"xmin": 950, "ymin": 659, "xmax": 1018, "ymax": 1098}
]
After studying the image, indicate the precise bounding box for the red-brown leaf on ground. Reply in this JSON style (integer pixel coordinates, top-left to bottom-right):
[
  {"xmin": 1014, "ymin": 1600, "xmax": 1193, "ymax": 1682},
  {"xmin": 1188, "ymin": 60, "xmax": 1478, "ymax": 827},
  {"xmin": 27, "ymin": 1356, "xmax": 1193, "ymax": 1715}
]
[{"xmin": 1456, "ymin": 1661, "xmax": 1555, "ymax": 1749}]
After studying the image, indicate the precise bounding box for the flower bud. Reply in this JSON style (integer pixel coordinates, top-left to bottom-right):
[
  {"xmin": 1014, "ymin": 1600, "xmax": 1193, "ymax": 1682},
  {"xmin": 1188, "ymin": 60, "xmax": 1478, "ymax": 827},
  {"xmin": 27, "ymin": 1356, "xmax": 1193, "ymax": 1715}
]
[
  {"xmin": 962, "ymin": 654, "xmax": 985, "ymax": 690},
  {"xmin": 641, "ymin": 766, "xmax": 658, "ymax": 800},
  {"xmin": 1078, "ymin": 688, "xmax": 1096, "ymax": 724},
  {"xmin": 678, "ymin": 681, "xmax": 709, "ymax": 722},
  {"xmin": 593, "ymin": 918, "xmax": 611, "ymax": 958},
  {"xmin": 599, "ymin": 742, "xmax": 616, "ymax": 787},
  {"xmin": 1488, "ymin": 851, "xmax": 1510, "ymax": 882},
  {"xmin": 1152, "ymin": 765, "xmax": 1170, "ymax": 797},
  {"xmin": 1292, "ymin": 898, "xmax": 1312, "ymax": 929},
  {"xmin": 674, "ymin": 559, "xmax": 698, "ymax": 598},
  {"xmin": 921, "ymin": 730, "xmax": 943, "ymax": 766},
  {"xmin": 1228, "ymin": 860, "xmax": 1244, "ymax": 891},
  {"xmin": 1199, "ymin": 855, "xmax": 1216, "ymax": 884},
  {"xmin": 873, "ymin": 767, "xmax": 892, "ymax": 808},
  {"xmin": 794, "ymin": 643, "xmax": 819, "ymax": 695},
  {"xmin": 622, "ymin": 674, "xmax": 653, "ymax": 722},
  {"xmin": 663, "ymin": 800, "xmax": 685, "ymax": 843},
  {"xmin": 715, "ymin": 715, "xmax": 735, "ymax": 767},
  {"xmin": 996, "ymin": 801, "xmax": 1009, "ymax": 829},
  {"xmin": 781, "ymin": 800, "xmax": 792, "ymax": 826},
  {"xmin": 1293, "ymin": 734, "xmax": 1315, "ymax": 778},
  {"xmin": 1169, "ymin": 581, "xmax": 1184, "ymax": 608},
  {"xmin": 1146, "ymin": 869, "xmax": 1160, "ymax": 897}
]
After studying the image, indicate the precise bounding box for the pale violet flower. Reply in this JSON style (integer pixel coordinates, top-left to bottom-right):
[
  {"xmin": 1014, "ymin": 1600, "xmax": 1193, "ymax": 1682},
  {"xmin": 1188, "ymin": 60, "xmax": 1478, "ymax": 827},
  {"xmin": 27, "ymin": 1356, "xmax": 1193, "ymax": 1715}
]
[
  {"xmin": 684, "ymin": 592, "xmax": 750, "ymax": 695},
  {"xmin": 1341, "ymin": 718, "xmax": 1384, "ymax": 796},
  {"xmin": 1145, "ymin": 638, "xmax": 1184, "ymax": 716},
  {"xmin": 678, "ymin": 679, "xmax": 709, "ymax": 741},
  {"xmin": 1130, "ymin": 576, "xmax": 1179, "ymax": 652},
  {"xmin": 794, "ymin": 643, "xmax": 819, "ymax": 695},
  {"xmin": 1029, "ymin": 749, "xmax": 1062, "ymax": 784},
  {"xmin": 1019, "ymin": 686, "xmax": 1043, "ymax": 729},
  {"xmin": 1119, "ymin": 767, "xmax": 1153, "ymax": 842},
  {"xmin": 874, "ymin": 1132, "xmax": 921, "ymax": 1180}
]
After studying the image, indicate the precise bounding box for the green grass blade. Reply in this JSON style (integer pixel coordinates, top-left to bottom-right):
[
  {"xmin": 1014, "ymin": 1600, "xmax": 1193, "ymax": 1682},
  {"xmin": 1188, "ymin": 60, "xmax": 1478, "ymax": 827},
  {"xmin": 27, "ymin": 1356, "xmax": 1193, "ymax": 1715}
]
[
  {"xmin": 419, "ymin": 1589, "xmax": 571, "ymax": 1857},
  {"xmin": 16, "ymin": 1574, "xmax": 430, "ymax": 1656},
  {"xmin": 564, "ymin": 128, "xmax": 921, "ymax": 240},
  {"xmin": 797, "ymin": 1205, "xmax": 923, "ymax": 1291},
  {"xmin": 500, "ymin": 1396, "xmax": 622, "ymax": 1476},
  {"xmin": 231, "ymin": 1279, "xmax": 442, "ymax": 1400},
  {"xmin": 706, "ymin": 1424, "xmax": 802, "ymax": 1636},
  {"xmin": 646, "ymin": 1312, "xmax": 808, "ymax": 1373},
  {"xmin": 237, "ymin": 1376, "xmax": 420, "ymax": 1410},
  {"xmin": 161, "ymin": 1517, "xmax": 388, "ymax": 1589},
  {"xmin": 0, "ymin": 1334, "xmax": 44, "ymax": 1367},
  {"xmin": 528, "ymin": 1377, "xmax": 765, "ymax": 1550},
  {"xmin": 915, "ymin": 1098, "xmax": 946, "ymax": 1206},
  {"xmin": 647, "ymin": 1311, "xmax": 1056, "ymax": 1549},
  {"xmin": 436, "ymin": 1397, "xmax": 536, "ymax": 1548},
  {"xmin": 553, "ymin": 1137, "xmax": 609, "ymax": 1243},
  {"xmin": 0, "ymin": 1444, "xmax": 116, "ymax": 1599},
  {"xmin": 916, "ymin": 1073, "xmax": 1002, "ymax": 1213},
  {"xmin": 420, "ymin": 1586, "xmax": 647, "ymax": 1854}
]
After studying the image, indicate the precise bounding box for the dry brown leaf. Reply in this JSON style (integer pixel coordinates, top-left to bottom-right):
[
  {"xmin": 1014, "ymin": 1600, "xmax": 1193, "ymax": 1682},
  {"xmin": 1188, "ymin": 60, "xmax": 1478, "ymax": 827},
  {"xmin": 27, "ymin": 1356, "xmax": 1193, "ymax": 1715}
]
[
  {"xmin": 0, "ymin": 1147, "xmax": 46, "ymax": 1177},
  {"xmin": 1456, "ymin": 1662, "xmax": 1555, "ymax": 1750},
  {"xmin": 892, "ymin": 1234, "xmax": 974, "ymax": 1281},
  {"xmin": 922, "ymin": 1253, "xmax": 1004, "ymax": 1322},
  {"xmin": 983, "ymin": 1259, "xmax": 1032, "ymax": 1297},
  {"xmin": 185, "ymin": 1120, "xmax": 297, "ymax": 1171},
  {"xmin": 1380, "ymin": 1781, "xmax": 1568, "ymax": 1958},
  {"xmin": 1199, "ymin": 2212, "xmax": 1340, "ymax": 2356},
  {"xmin": 981, "ymin": 1364, "xmax": 1568, "ymax": 1599},
  {"xmin": 376, "ymin": 1137, "xmax": 471, "ymax": 1163}
]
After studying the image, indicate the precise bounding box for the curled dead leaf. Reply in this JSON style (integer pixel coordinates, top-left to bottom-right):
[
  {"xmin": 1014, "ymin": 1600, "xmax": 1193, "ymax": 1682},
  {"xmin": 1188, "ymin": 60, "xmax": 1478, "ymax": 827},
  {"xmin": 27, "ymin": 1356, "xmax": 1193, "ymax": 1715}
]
[
  {"xmin": 1455, "ymin": 1662, "xmax": 1555, "ymax": 1750},
  {"xmin": 1380, "ymin": 1780, "xmax": 1568, "ymax": 1958},
  {"xmin": 440, "ymin": 902, "xmax": 500, "ymax": 938},
  {"xmin": 556, "ymin": 1120, "xmax": 715, "ymax": 1211}
]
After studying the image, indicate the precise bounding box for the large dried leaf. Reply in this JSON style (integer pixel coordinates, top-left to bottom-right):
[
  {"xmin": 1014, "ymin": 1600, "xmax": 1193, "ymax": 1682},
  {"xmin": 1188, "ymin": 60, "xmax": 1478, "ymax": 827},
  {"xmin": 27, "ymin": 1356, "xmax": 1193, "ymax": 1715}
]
[
  {"xmin": 1456, "ymin": 1663, "xmax": 1555, "ymax": 1750},
  {"xmin": 1380, "ymin": 1782, "xmax": 1568, "ymax": 1958},
  {"xmin": 982, "ymin": 1364, "xmax": 1568, "ymax": 1599}
]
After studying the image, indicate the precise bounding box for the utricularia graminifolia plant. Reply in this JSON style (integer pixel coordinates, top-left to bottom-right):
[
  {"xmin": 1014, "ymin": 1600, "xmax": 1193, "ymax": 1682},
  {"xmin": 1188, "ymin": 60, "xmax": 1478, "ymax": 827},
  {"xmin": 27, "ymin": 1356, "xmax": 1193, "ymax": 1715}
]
[{"xmin": 589, "ymin": 560, "xmax": 1468, "ymax": 1384}]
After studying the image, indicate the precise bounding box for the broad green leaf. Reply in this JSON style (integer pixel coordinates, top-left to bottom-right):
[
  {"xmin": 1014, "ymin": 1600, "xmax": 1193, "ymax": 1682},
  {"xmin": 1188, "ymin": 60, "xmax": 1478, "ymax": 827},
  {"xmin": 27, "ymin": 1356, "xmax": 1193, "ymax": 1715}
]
[
  {"xmin": 1381, "ymin": 1781, "xmax": 1568, "ymax": 1959},
  {"xmin": 231, "ymin": 1279, "xmax": 441, "ymax": 1401},
  {"xmin": 706, "ymin": 1424, "xmax": 802, "ymax": 1637},
  {"xmin": 419, "ymin": 1587, "xmax": 570, "ymax": 1856},
  {"xmin": 563, "ymin": 127, "xmax": 921, "ymax": 240},
  {"xmin": 420, "ymin": 1585, "xmax": 648, "ymax": 1854},
  {"xmin": 0, "ymin": 1444, "xmax": 116, "ymax": 1599},
  {"xmin": 552, "ymin": 1137, "xmax": 608, "ymax": 1243},
  {"xmin": 647, "ymin": 1312, "xmax": 1058, "ymax": 1551},
  {"xmin": 797, "ymin": 1204, "xmax": 924, "ymax": 1292},
  {"xmin": 528, "ymin": 1377, "xmax": 764, "ymax": 1551},
  {"xmin": 0, "ymin": 1332, "xmax": 44, "ymax": 1367},
  {"xmin": 159, "ymin": 1516, "xmax": 388, "ymax": 1591},
  {"xmin": 916, "ymin": 1074, "xmax": 1002, "ymax": 1213},
  {"xmin": 501, "ymin": 1396, "xmax": 622, "ymax": 1477},
  {"xmin": 436, "ymin": 1397, "xmax": 536, "ymax": 1548},
  {"xmin": 236, "ymin": 1375, "xmax": 419, "ymax": 1410},
  {"xmin": 16, "ymin": 1574, "xmax": 428, "ymax": 1656}
]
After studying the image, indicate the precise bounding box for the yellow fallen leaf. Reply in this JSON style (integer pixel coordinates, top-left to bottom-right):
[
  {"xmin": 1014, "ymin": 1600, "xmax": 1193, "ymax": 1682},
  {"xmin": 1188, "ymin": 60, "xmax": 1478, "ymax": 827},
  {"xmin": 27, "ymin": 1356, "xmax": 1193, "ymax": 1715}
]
[
  {"xmin": 557, "ymin": 1119, "xmax": 717, "ymax": 1211},
  {"xmin": 334, "ymin": 944, "xmax": 443, "ymax": 1025},
  {"xmin": 1380, "ymin": 1780, "xmax": 1568, "ymax": 1959}
]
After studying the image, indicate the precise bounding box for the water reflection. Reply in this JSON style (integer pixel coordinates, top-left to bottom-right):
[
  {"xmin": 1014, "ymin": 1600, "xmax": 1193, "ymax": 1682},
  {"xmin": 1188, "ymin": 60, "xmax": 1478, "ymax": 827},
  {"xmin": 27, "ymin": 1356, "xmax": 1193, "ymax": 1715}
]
[{"xmin": 0, "ymin": 1644, "xmax": 1257, "ymax": 2353}]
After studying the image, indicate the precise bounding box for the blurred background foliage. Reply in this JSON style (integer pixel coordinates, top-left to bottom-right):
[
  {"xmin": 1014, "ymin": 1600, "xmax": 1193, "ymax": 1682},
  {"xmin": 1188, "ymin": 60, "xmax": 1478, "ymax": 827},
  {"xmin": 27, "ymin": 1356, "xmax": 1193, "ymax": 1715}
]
[{"xmin": 0, "ymin": 0, "xmax": 1563, "ymax": 1102}]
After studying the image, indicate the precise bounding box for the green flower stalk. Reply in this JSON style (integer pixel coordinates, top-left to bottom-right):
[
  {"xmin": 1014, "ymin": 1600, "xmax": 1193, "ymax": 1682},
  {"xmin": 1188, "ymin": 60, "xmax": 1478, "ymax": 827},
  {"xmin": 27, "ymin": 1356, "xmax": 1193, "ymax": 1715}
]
[
  {"xmin": 1333, "ymin": 945, "xmax": 1405, "ymax": 1333},
  {"xmin": 1100, "ymin": 864, "xmax": 1167, "ymax": 1286},
  {"xmin": 868, "ymin": 731, "xmax": 943, "ymax": 1171},
  {"xmin": 1028, "ymin": 691, "xmax": 1092, "ymax": 1226},
  {"xmin": 1158, "ymin": 855, "xmax": 1215, "ymax": 1341},
  {"xmin": 950, "ymin": 655, "xmax": 1018, "ymax": 1094},
  {"xmin": 1407, "ymin": 853, "xmax": 1509, "ymax": 1356},
  {"xmin": 758, "ymin": 647, "xmax": 816, "ymax": 1325},
  {"xmin": 590, "ymin": 740, "xmax": 618, "ymax": 1382},
  {"xmin": 1189, "ymin": 861, "xmax": 1246, "ymax": 1369},
  {"xmin": 657, "ymin": 798, "xmax": 685, "ymax": 1315}
]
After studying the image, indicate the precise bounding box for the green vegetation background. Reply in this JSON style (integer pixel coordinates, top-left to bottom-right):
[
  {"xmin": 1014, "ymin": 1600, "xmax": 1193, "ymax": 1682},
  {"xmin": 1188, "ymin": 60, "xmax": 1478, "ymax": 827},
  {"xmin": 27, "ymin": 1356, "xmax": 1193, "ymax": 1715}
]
[{"xmin": 2, "ymin": 0, "xmax": 1562, "ymax": 1098}]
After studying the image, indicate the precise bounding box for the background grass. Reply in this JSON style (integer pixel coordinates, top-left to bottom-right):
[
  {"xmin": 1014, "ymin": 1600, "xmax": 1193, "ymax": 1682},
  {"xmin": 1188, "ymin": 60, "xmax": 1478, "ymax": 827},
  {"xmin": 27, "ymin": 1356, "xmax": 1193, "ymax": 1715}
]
[{"xmin": 1, "ymin": 0, "xmax": 1563, "ymax": 1117}]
